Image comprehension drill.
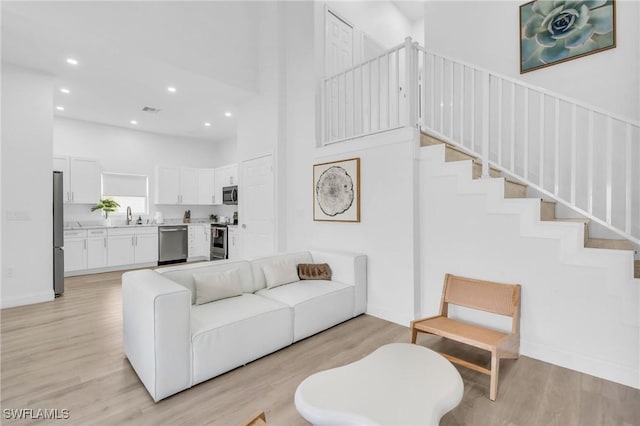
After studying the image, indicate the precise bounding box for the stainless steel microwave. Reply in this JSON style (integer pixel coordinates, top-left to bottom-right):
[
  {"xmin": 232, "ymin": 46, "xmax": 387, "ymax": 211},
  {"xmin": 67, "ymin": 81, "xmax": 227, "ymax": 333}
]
[{"xmin": 222, "ymin": 186, "xmax": 238, "ymax": 205}]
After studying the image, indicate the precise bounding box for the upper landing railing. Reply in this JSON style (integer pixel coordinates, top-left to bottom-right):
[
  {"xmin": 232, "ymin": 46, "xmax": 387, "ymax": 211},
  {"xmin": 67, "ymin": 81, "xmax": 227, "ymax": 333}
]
[{"xmin": 322, "ymin": 37, "xmax": 639, "ymax": 245}]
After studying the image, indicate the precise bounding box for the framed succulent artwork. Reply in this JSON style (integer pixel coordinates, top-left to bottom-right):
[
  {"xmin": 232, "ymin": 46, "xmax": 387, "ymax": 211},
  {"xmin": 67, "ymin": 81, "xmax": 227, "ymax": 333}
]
[
  {"xmin": 520, "ymin": 0, "xmax": 616, "ymax": 73},
  {"xmin": 313, "ymin": 157, "xmax": 360, "ymax": 222}
]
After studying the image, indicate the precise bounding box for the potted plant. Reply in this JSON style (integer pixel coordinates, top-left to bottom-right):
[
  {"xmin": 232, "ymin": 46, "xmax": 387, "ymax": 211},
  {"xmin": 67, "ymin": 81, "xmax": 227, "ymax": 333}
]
[{"xmin": 91, "ymin": 198, "xmax": 120, "ymax": 226}]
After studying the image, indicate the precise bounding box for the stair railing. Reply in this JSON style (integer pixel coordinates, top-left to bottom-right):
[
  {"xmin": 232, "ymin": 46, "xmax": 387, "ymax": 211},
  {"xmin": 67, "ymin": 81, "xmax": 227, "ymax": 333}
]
[
  {"xmin": 322, "ymin": 37, "xmax": 638, "ymax": 246},
  {"xmin": 416, "ymin": 46, "xmax": 639, "ymax": 246}
]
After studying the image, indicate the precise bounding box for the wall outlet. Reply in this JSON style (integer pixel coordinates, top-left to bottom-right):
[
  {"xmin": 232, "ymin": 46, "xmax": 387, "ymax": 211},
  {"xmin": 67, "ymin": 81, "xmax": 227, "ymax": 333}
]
[{"xmin": 7, "ymin": 267, "xmax": 14, "ymax": 278}]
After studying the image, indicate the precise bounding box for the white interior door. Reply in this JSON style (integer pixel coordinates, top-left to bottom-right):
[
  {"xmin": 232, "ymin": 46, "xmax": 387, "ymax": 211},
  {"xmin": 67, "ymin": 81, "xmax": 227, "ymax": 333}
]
[
  {"xmin": 326, "ymin": 10, "xmax": 354, "ymax": 141},
  {"xmin": 240, "ymin": 155, "xmax": 274, "ymax": 259}
]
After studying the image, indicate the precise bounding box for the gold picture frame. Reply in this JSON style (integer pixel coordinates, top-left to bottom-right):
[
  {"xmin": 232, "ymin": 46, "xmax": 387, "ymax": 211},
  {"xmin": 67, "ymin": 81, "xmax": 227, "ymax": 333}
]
[
  {"xmin": 520, "ymin": 0, "xmax": 616, "ymax": 74},
  {"xmin": 313, "ymin": 157, "xmax": 360, "ymax": 222}
]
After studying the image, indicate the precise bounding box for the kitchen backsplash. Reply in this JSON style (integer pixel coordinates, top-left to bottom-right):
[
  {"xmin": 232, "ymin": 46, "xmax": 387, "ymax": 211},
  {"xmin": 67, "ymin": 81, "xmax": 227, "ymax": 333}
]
[{"xmin": 63, "ymin": 203, "xmax": 237, "ymax": 226}]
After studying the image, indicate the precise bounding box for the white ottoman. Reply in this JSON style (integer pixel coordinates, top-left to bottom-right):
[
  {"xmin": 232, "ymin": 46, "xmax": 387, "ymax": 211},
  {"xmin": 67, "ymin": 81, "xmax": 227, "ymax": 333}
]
[{"xmin": 294, "ymin": 343, "xmax": 463, "ymax": 426}]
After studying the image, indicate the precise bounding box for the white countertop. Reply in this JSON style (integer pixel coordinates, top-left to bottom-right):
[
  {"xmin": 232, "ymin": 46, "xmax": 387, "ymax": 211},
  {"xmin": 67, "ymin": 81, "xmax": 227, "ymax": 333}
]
[{"xmin": 64, "ymin": 220, "xmax": 235, "ymax": 231}]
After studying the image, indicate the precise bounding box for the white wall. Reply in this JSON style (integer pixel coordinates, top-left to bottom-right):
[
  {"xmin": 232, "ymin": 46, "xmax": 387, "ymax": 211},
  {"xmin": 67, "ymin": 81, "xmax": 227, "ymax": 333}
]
[
  {"xmin": 420, "ymin": 145, "xmax": 639, "ymax": 388},
  {"xmin": 1, "ymin": 63, "xmax": 55, "ymax": 308},
  {"xmin": 424, "ymin": 0, "xmax": 640, "ymax": 120},
  {"xmin": 327, "ymin": 1, "xmax": 413, "ymax": 50},
  {"xmin": 53, "ymin": 118, "xmax": 237, "ymax": 224},
  {"xmin": 275, "ymin": 0, "xmax": 419, "ymax": 326}
]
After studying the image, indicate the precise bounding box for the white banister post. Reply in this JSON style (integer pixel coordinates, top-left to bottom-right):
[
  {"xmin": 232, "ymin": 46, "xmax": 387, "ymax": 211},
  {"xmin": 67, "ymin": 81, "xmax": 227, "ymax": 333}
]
[
  {"xmin": 481, "ymin": 71, "xmax": 490, "ymax": 178},
  {"xmin": 404, "ymin": 37, "xmax": 415, "ymax": 127},
  {"xmin": 413, "ymin": 41, "xmax": 420, "ymax": 128}
]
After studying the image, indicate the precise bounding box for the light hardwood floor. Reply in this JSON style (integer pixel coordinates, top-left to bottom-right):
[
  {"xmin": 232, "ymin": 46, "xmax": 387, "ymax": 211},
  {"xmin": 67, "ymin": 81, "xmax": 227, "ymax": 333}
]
[{"xmin": 2, "ymin": 271, "xmax": 639, "ymax": 425}]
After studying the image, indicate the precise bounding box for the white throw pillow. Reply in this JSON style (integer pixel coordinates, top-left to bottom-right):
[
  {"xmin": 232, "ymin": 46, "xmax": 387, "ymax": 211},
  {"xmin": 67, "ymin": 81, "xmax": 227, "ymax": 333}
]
[
  {"xmin": 193, "ymin": 268, "xmax": 242, "ymax": 305},
  {"xmin": 263, "ymin": 259, "xmax": 299, "ymax": 289}
]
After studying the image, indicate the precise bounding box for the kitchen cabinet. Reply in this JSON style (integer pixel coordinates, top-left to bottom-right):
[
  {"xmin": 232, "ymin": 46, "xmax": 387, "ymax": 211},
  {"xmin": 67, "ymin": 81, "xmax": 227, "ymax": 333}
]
[
  {"xmin": 179, "ymin": 168, "xmax": 199, "ymax": 204},
  {"xmin": 188, "ymin": 224, "xmax": 210, "ymax": 260},
  {"xmin": 227, "ymin": 226, "xmax": 241, "ymax": 260},
  {"xmin": 86, "ymin": 229, "xmax": 108, "ymax": 269},
  {"xmin": 156, "ymin": 164, "xmax": 236, "ymax": 206},
  {"xmin": 155, "ymin": 166, "xmax": 180, "ymax": 204},
  {"xmin": 155, "ymin": 166, "xmax": 203, "ymax": 205},
  {"xmin": 106, "ymin": 234, "xmax": 135, "ymax": 267},
  {"xmin": 107, "ymin": 227, "xmax": 158, "ymax": 266},
  {"xmin": 53, "ymin": 156, "xmax": 102, "ymax": 204},
  {"xmin": 64, "ymin": 230, "xmax": 87, "ymax": 273},
  {"xmin": 197, "ymin": 168, "xmax": 216, "ymax": 205},
  {"xmin": 214, "ymin": 164, "xmax": 238, "ymax": 205}
]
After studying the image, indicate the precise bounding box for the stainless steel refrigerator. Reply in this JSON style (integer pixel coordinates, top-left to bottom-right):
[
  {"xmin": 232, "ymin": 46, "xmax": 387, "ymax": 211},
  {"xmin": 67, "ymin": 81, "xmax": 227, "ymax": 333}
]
[{"xmin": 53, "ymin": 171, "xmax": 64, "ymax": 296}]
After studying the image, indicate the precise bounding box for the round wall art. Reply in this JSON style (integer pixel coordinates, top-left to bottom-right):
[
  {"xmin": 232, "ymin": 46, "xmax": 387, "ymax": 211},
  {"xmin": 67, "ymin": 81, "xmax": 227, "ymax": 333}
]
[{"xmin": 313, "ymin": 158, "xmax": 360, "ymax": 222}]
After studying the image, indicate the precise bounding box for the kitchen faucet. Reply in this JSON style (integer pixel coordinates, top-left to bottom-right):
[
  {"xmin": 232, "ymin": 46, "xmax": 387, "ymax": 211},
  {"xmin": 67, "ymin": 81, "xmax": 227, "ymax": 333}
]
[{"xmin": 126, "ymin": 206, "xmax": 132, "ymax": 225}]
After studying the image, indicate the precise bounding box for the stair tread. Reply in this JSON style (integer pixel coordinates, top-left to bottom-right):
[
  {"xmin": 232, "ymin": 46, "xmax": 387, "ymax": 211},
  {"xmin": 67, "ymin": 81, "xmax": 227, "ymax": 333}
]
[
  {"xmin": 544, "ymin": 218, "xmax": 589, "ymax": 224},
  {"xmin": 585, "ymin": 238, "xmax": 634, "ymax": 251}
]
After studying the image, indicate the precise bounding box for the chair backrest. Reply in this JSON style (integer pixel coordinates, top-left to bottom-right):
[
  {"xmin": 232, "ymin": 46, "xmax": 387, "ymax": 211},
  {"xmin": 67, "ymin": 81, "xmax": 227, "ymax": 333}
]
[{"xmin": 441, "ymin": 274, "xmax": 520, "ymax": 318}]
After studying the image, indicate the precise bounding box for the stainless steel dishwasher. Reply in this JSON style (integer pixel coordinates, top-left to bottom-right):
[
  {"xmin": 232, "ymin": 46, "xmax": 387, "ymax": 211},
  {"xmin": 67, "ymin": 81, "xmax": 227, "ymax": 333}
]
[{"xmin": 158, "ymin": 225, "xmax": 188, "ymax": 265}]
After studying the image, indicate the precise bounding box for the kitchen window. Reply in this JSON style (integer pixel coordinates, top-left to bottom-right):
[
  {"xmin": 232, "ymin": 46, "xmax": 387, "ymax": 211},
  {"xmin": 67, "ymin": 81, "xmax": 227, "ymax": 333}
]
[{"xmin": 101, "ymin": 172, "xmax": 148, "ymax": 214}]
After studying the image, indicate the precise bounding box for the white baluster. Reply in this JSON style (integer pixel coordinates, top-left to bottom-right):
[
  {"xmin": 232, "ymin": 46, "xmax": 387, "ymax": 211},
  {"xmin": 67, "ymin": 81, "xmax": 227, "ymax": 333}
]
[
  {"xmin": 570, "ymin": 105, "xmax": 577, "ymax": 205},
  {"xmin": 510, "ymin": 82, "xmax": 516, "ymax": 172},
  {"xmin": 523, "ymin": 88, "xmax": 529, "ymax": 180},
  {"xmin": 605, "ymin": 116, "xmax": 613, "ymax": 224},
  {"xmin": 481, "ymin": 71, "xmax": 490, "ymax": 178},
  {"xmin": 554, "ymin": 98, "xmax": 560, "ymax": 196},
  {"xmin": 587, "ymin": 110, "xmax": 594, "ymax": 214},
  {"xmin": 539, "ymin": 92, "xmax": 545, "ymax": 189},
  {"xmin": 625, "ymin": 123, "xmax": 632, "ymax": 234}
]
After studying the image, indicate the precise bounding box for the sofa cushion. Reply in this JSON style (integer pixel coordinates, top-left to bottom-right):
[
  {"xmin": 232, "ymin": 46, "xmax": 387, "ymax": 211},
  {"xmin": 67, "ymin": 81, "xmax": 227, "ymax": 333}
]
[
  {"xmin": 263, "ymin": 259, "xmax": 299, "ymax": 289},
  {"xmin": 256, "ymin": 280, "xmax": 355, "ymax": 341},
  {"xmin": 193, "ymin": 268, "xmax": 242, "ymax": 305},
  {"xmin": 159, "ymin": 260, "xmax": 254, "ymax": 305},
  {"xmin": 298, "ymin": 263, "xmax": 332, "ymax": 280},
  {"xmin": 251, "ymin": 252, "xmax": 313, "ymax": 292},
  {"xmin": 190, "ymin": 294, "xmax": 293, "ymax": 385}
]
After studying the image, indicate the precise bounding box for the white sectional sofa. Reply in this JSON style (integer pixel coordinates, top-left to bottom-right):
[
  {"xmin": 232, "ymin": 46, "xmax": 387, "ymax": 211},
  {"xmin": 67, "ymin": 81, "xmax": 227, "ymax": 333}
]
[{"xmin": 122, "ymin": 250, "xmax": 367, "ymax": 402}]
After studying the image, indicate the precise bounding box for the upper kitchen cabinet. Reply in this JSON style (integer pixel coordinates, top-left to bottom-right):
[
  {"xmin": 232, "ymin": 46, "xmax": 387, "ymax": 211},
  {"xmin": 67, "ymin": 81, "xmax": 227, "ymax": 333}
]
[
  {"xmin": 156, "ymin": 166, "xmax": 180, "ymax": 204},
  {"xmin": 155, "ymin": 166, "xmax": 201, "ymax": 205},
  {"xmin": 214, "ymin": 164, "xmax": 238, "ymax": 205},
  {"xmin": 53, "ymin": 156, "xmax": 101, "ymax": 204},
  {"xmin": 198, "ymin": 168, "xmax": 216, "ymax": 205},
  {"xmin": 179, "ymin": 168, "xmax": 199, "ymax": 205}
]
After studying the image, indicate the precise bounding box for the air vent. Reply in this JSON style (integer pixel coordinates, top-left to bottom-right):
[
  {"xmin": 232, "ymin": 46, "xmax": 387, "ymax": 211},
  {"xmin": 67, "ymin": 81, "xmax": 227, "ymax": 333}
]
[{"xmin": 142, "ymin": 106, "xmax": 161, "ymax": 113}]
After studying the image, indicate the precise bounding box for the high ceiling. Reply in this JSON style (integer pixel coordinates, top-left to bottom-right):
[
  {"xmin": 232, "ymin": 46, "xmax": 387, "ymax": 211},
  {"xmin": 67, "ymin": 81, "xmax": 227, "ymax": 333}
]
[
  {"xmin": 391, "ymin": 1, "xmax": 425, "ymax": 23},
  {"xmin": 1, "ymin": 1, "xmax": 262, "ymax": 142}
]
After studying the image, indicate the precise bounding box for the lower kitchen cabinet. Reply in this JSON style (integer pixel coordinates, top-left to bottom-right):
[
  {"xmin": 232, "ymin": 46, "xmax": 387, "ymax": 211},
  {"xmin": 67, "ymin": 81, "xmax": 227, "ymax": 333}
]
[
  {"xmin": 135, "ymin": 232, "xmax": 159, "ymax": 263},
  {"xmin": 227, "ymin": 226, "xmax": 241, "ymax": 260},
  {"xmin": 87, "ymin": 229, "xmax": 108, "ymax": 269},
  {"xmin": 65, "ymin": 226, "xmax": 158, "ymax": 276},
  {"xmin": 64, "ymin": 230, "xmax": 87, "ymax": 273},
  {"xmin": 108, "ymin": 227, "xmax": 158, "ymax": 267},
  {"xmin": 188, "ymin": 224, "xmax": 210, "ymax": 260},
  {"xmin": 107, "ymin": 234, "xmax": 136, "ymax": 267}
]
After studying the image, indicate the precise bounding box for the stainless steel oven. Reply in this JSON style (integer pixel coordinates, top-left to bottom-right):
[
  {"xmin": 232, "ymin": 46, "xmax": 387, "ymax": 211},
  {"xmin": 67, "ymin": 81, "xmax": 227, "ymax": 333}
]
[
  {"xmin": 158, "ymin": 225, "xmax": 188, "ymax": 265},
  {"xmin": 210, "ymin": 225, "xmax": 228, "ymax": 260}
]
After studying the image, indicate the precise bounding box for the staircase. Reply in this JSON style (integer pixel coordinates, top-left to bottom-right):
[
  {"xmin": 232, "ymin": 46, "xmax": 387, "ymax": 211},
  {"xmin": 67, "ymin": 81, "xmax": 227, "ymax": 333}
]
[{"xmin": 421, "ymin": 132, "xmax": 639, "ymax": 279}]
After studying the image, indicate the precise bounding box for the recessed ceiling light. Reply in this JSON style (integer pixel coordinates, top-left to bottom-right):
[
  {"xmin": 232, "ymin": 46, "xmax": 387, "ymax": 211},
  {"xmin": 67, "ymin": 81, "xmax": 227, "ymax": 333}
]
[
  {"xmin": 224, "ymin": 112, "xmax": 232, "ymax": 117},
  {"xmin": 59, "ymin": 88, "xmax": 70, "ymax": 94},
  {"xmin": 55, "ymin": 106, "xmax": 65, "ymax": 111},
  {"xmin": 130, "ymin": 120, "xmax": 138, "ymax": 125},
  {"xmin": 167, "ymin": 86, "xmax": 177, "ymax": 93},
  {"xmin": 204, "ymin": 122, "xmax": 211, "ymax": 127},
  {"xmin": 66, "ymin": 58, "xmax": 78, "ymax": 66}
]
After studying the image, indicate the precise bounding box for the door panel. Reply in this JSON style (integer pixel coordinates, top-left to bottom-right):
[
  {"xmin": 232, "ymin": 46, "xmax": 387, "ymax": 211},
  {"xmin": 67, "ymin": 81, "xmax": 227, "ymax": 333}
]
[{"xmin": 240, "ymin": 155, "xmax": 274, "ymax": 259}]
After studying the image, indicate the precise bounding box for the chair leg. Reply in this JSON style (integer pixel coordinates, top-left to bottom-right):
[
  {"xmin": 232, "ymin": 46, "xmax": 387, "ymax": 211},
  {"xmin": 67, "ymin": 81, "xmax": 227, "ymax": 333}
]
[
  {"xmin": 410, "ymin": 327, "xmax": 418, "ymax": 344},
  {"xmin": 489, "ymin": 352, "xmax": 500, "ymax": 401}
]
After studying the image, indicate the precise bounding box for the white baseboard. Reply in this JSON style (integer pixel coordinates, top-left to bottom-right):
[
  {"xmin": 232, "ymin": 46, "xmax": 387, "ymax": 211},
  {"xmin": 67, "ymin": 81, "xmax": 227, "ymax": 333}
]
[
  {"xmin": 1, "ymin": 290, "xmax": 55, "ymax": 309},
  {"xmin": 366, "ymin": 305, "xmax": 412, "ymax": 328},
  {"xmin": 521, "ymin": 339, "xmax": 640, "ymax": 390}
]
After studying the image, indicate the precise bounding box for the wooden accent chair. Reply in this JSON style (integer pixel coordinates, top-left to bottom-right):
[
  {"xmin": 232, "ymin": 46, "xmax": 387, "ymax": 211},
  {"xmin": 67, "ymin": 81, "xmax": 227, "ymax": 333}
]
[
  {"xmin": 241, "ymin": 411, "xmax": 267, "ymax": 426},
  {"xmin": 411, "ymin": 274, "xmax": 521, "ymax": 401}
]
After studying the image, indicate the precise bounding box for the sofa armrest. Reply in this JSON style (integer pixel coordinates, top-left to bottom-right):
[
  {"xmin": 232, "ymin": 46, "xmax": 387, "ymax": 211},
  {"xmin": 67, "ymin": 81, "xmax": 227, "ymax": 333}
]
[
  {"xmin": 309, "ymin": 250, "xmax": 367, "ymax": 316},
  {"xmin": 122, "ymin": 269, "xmax": 191, "ymax": 402}
]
